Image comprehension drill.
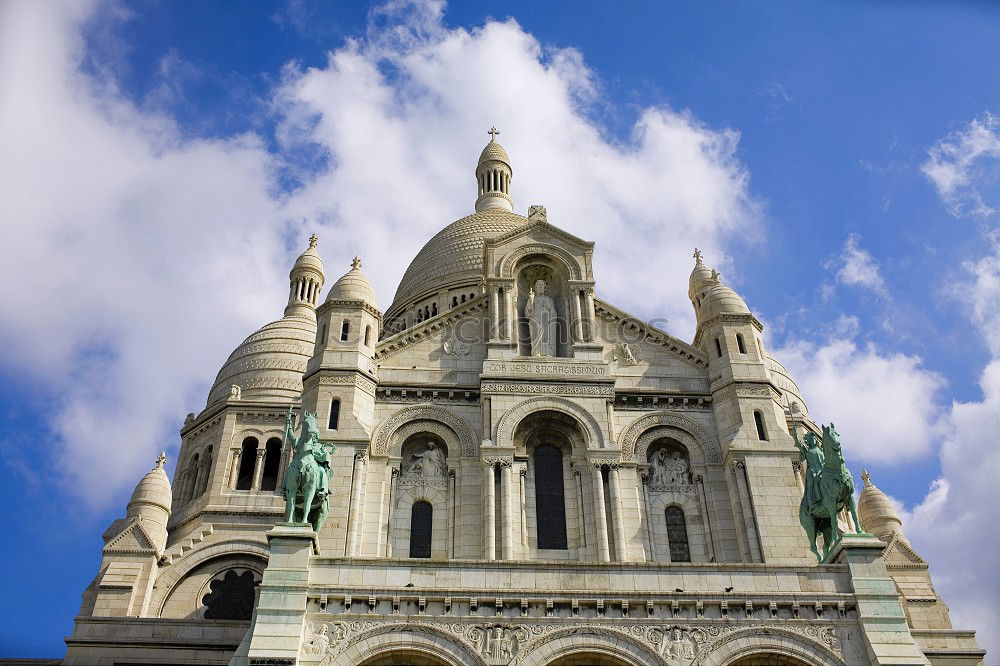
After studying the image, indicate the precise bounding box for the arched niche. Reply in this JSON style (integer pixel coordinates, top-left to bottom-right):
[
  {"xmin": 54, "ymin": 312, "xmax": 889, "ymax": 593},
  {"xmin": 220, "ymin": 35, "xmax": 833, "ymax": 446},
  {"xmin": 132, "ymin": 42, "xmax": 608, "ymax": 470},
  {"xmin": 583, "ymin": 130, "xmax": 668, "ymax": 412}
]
[
  {"xmin": 512, "ymin": 254, "xmax": 572, "ymax": 357},
  {"xmin": 391, "ymin": 432, "xmax": 452, "ymax": 560}
]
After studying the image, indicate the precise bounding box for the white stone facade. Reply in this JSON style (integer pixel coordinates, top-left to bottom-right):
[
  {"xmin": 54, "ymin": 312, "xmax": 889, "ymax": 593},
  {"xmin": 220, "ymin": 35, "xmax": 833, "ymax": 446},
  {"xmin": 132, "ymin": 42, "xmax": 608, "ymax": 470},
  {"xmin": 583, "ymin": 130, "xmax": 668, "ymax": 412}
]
[{"xmin": 63, "ymin": 137, "xmax": 985, "ymax": 666}]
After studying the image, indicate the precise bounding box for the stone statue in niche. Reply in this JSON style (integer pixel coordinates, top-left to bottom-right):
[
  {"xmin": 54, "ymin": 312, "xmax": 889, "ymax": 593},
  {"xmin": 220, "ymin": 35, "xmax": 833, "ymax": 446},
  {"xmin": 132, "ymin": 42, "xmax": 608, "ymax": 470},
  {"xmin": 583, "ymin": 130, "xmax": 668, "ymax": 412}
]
[
  {"xmin": 525, "ymin": 279, "xmax": 557, "ymax": 357},
  {"xmin": 404, "ymin": 441, "xmax": 448, "ymax": 478}
]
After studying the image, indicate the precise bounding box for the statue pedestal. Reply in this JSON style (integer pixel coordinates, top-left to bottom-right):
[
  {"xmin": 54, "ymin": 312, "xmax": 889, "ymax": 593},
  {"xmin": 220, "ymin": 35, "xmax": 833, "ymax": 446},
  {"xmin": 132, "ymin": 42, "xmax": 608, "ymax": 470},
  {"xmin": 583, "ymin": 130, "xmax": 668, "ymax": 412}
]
[
  {"xmin": 829, "ymin": 533, "xmax": 930, "ymax": 665},
  {"xmin": 230, "ymin": 524, "xmax": 317, "ymax": 666}
]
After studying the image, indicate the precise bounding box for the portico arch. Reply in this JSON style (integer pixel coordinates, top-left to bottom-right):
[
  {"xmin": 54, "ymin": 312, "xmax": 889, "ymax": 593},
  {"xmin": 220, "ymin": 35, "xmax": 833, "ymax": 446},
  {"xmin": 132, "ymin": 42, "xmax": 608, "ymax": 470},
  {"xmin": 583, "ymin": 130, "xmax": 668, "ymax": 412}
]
[
  {"xmin": 693, "ymin": 627, "xmax": 846, "ymax": 666},
  {"xmin": 514, "ymin": 626, "xmax": 665, "ymax": 666},
  {"xmin": 371, "ymin": 405, "xmax": 477, "ymax": 458},
  {"xmin": 619, "ymin": 411, "xmax": 719, "ymax": 464},
  {"xmin": 495, "ymin": 396, "xmax": 604, "ymax": 450},
  {"xmin": 325, "ymin": 624, "xmax": 486, "ymax": 666}
]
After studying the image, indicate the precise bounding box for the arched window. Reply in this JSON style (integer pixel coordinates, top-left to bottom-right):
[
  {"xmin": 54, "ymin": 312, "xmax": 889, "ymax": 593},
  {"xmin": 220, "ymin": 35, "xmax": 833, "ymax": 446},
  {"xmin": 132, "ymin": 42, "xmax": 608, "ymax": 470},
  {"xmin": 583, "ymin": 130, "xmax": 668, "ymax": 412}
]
[
  {"xmin": 340, "ymin": 320, "xmax": 350, "ymax": 341},
  {"xmin": 202, "ymin": 570, "xmax": 258, "ymax": 621},
  {"xmin": 665, "ymin": 506, "xmax": 691, "ymax": 562},
  {"xmin": 198, "ymin": 446, "xmax": 213, "ymax": 496},
  {"xmin": 714, "ymin": 337, "xmax": 723, "ymax": 357},
  {"xmin": 260, "ymin": 438, "xmax": 282, "ymax": 492},
  {"xmin": 461, "ymin": 294, "xmax": 466, "ymax": 303},
  {"xmin": 328, "ymin": 398, "xmax": 340, "ymax": 430},
  {"xmin": 754, "ymin": 410, "xmax": 768, "ymax": 441},
  {"xmin": 431, "ymin": 302, "xmax": 437, "ymax": 316},
  {"xmin": 186, "ymin": 453, "xmax": 200, "ymax": 501},
  {"xmin": 534, "ymin": 444, "xmax": 568, "ymax": 549},
  {"xmin": 736, "ymin": 333, "xmax": 747, "ymax": 354},
  {"xmin": 409, "ymin": 500, "xmax": 432, "ymax": 558},
  {"xmin": 364, "ymin": 325, "xmax": 371, "ymax": 347},
  {"xmin": 235, "ymin": 437, "xmax": 258, "ymax": 490},
  {"xmin": 452, "ymin": 296, "xmax": 458, "ymax": 307}
]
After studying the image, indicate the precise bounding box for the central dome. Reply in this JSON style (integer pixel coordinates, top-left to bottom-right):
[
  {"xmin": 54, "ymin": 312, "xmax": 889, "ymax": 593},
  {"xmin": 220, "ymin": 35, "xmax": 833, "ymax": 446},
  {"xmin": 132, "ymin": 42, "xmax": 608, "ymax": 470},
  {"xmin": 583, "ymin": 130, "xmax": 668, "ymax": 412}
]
[{"xmin": 386, "ymin": 209, "xmax": 527, "ymax": 321}]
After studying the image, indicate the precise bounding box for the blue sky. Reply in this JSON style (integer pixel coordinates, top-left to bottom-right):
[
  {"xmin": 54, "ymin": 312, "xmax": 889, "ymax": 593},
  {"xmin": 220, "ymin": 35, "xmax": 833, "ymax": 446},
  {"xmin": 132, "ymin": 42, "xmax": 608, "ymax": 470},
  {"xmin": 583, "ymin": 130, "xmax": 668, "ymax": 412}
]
[{"xmin": 1, "ymin": 0, "xmax": 999, "ymax": 658}]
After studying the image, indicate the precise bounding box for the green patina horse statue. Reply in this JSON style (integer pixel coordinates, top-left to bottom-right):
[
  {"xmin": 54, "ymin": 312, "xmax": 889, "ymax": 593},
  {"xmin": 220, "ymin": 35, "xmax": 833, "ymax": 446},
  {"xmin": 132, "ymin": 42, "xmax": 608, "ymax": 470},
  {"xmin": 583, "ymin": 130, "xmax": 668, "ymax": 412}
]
[
  {"xmin": 795, "ymin": 422, "xmax": 863, "ymax": 562},
  {"xmin": 282, "ymin": 406, "xmax": 332, "ymax": 532}
]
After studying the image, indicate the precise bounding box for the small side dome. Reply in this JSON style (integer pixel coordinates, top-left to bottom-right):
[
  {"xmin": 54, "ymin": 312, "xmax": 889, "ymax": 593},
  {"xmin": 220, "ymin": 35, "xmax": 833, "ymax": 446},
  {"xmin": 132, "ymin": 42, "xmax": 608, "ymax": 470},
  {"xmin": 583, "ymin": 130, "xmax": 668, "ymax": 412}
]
[
  {"xmin": 126, "ymin": 453, "xmax": 172, "ymax": 518},
  {"xmin": 701, "ymin": 280, "xmax": 751, "ymax": 319},
  {"xmin": 858, "ymin": 470, "xmax": 906, "ymax": 543},
  {"xmin": 326, "ymin": 256, "xmax": 378, "ymax": 307}
]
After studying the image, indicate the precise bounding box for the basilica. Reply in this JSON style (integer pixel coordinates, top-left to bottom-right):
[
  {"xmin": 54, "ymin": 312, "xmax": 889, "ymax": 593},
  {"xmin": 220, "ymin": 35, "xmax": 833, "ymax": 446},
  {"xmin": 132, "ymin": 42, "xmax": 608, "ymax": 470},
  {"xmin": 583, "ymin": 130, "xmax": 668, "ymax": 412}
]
[{"xmin": 62, "ymin": 135, "xmax": 985, "ymax": 665}]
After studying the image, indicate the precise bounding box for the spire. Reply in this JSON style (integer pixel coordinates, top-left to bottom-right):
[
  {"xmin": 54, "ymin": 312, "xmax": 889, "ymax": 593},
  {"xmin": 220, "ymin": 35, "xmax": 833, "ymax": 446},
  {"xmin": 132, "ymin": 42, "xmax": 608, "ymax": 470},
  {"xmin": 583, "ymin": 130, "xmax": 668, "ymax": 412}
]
[
  {"xmin": 285, "ymin": 234, "xmax": 326, "ymax": 318},
  {"xmin": 475, "ymin": 128, "xmax": 513, "ymax": 213}
]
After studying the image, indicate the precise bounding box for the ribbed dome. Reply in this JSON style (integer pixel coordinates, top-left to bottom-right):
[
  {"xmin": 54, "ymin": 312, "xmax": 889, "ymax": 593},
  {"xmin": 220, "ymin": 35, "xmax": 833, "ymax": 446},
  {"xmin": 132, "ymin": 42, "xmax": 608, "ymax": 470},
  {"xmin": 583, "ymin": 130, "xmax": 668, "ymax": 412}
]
[
  {"xmin": 292, "ymin": 241, "xmax": 324, "ymax": 276},
  {"xmin": 386, "ymin": 209, "xmax": 527, "ymax": 319},
  {"xmin": 858, "ymin": 470, "xmax": 906, "ymax": 542},
  {"xmin": 326, "ymin": 258, "xmax": 377, "ymax": 307},
  {"xmin": 479, "ymin": 139, "xmax": 511, "ymax": 166},
  {"xmin": 127, "ymin": 453, "xmax": 172, "ymax": 517},
  {"xmin": 701, "ymin": 281, "xmax": 751, "ymax": 319},
  {"xmin": 206, "ymin": 314, "xmax": 317, "ymax": 406}
]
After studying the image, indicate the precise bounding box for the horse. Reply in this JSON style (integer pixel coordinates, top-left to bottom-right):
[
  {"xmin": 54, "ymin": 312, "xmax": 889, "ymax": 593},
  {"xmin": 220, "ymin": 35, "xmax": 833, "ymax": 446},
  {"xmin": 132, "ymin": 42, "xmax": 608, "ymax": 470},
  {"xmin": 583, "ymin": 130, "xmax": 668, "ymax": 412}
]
[
  {"xmin": 798, "ymin": 423, "xmax": 862, "ymax": 561},
  {"xmin": 282, "ymin": 410, "xmax": 331, "ymax": 532}
]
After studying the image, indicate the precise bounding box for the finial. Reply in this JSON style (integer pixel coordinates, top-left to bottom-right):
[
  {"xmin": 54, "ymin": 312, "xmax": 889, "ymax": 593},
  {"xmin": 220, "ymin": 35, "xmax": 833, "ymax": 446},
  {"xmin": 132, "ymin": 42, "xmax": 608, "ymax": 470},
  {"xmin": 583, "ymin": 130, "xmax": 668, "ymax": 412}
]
[
  {"xmin": 351, "ymin": 256, "xmax": 362, "ymax": 270},
  {"xmin": 156, "ymin": 452, "xmax": 166, "ymax": 468},
  {"xmin": 308, "ymin": 233, "xmax": 318, "ymax": 249},
  {"xmin": 861, "ymin": 469, "xmax": 871, "ymax": 485},
  {"xmin": 710, "ymin": 268, "xmax": 719, "ymax": 282},
  {"xmin": 488, "ymin": 126, "xmax": 500, "ymax": 141}
]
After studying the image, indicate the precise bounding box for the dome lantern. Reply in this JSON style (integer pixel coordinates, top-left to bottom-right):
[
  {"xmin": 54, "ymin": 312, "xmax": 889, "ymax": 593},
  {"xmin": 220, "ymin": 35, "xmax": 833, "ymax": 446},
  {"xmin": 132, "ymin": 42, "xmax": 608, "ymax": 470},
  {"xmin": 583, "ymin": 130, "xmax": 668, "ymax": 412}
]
[
  {"xmin": 285, "ymin": 234, "xmax": 326, "ymax": 318},
  {"xmin": 475, "ymin": 127, "xmax": 513, "ymax": 213}
]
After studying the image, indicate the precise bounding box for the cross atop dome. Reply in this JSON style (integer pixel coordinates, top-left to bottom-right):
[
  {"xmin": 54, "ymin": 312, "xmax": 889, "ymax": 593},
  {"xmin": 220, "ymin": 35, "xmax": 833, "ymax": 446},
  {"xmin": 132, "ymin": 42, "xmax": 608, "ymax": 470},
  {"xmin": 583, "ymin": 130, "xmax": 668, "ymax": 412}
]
[
  {"xmin": 488, "ymin": 126, "xmax": 500, "ymax": 141},
  {"xmin": 155, "ymin": 452, "xmax": 166, "ymax": 468},
  {"xmin": 352, "ymin": 256, "xmax": 362, "ymax": 270},
  {"xmin": 475, "ymin": 131, "xmax": 513, "ymax": 213},
  {"xmin": 308, "ymin": 233, "xmax": 318, "ymax": 249}
]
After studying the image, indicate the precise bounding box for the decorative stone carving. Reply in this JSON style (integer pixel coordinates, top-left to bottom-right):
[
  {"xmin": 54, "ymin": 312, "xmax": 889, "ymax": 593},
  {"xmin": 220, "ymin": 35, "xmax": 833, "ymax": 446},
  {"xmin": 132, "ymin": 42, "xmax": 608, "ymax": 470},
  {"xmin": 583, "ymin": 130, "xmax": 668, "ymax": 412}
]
[
  {"xmin": 229, "ymin": 384, "xmax": 242, "ymax": 400},
  {"xmin": 443, "ymin": 333, "xmax": 471, "ymax": 356},
  {"xmin": 620, "ymin": 411, "xmax": 720, "ymax": 464},
  {"xmin": 613, "ymin": 343, "xmax": 641, "ymax": 366},
  {"xmin": 402, "ymin": 441, "xmax": 448, "ymax": 478},
  {"xmin": 525, "ymin": 279, "xmax": 557, "ymax": 357},
  {"xmin": 480, "ymin": 381, "xmax": 613, "ymax": 397},
  {"xmin": 468, "ymin": 624, "xmax": 529, "ymax": 664},
  {"xmin": 649, "ymin": 449, "xmax": 691, "ymax": 487},
  {"xmin": 527, "ymin": 204, "xmax": 547, "ymax": 221}
]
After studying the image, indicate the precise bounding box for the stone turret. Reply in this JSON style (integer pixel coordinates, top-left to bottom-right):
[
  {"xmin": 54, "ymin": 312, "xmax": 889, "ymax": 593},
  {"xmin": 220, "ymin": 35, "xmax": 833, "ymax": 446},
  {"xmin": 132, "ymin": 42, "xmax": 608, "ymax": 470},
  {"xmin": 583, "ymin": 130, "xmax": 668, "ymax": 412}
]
[
  {"xmin": 125, "ymin": 452, "xmax": 172, "ymax": 553},
  {"xmin": 475, "ymin": 127, "xmax": 513, "ymax": 213},
  {"xmin": 285, "ymin": 233, "xmax": 325, "ymax": 318},
  {"xmin": 858, "ymin": 469, "xmax": 907, "ymax": 544}
]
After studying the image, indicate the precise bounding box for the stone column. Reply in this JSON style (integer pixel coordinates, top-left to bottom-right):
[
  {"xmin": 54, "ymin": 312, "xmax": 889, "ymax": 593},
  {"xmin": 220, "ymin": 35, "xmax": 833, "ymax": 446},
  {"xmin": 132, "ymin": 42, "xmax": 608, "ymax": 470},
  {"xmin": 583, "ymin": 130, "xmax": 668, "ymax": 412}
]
[
  {"xmin": 483, "ymin": 463, "xmax": 496, "ymax": 560},
  {"xmin": 732, "ymin": 460, "xmax": 763, "ymax": 562},
  {"xmin": 500, "ymin": 461, "xmax": 514, "ymax": 560},
  {"xmin": 519, "ymin": 467, "xmax": 528, "ymax": 548},
  {"xmin": 448, "ymin": 470, "xmax": 457, "ymax": 559},
  {"xmin": 575, "ymin": 468, "xmax": 587, "ymax": 550},
  {"xmin": 608, "ymin": 465, "xmax": 627, "ymax": 561},
  {"xmin": 503, "ymin": 288, "xmax": 514, "ymax": 341},
  {"xmin": 345, "ymin": 453, "xmax": 367, "ymax": 557},
  {"xmin": 585, "ymin": 288, "xmax": 597, "ymax": 341},
  {"xmin": 490, "ymin": 286, "xmax": 500, "ymax": 339},
  {"xmin": 228, "ymin": 449, "xmax": 241, "ymax": 488},
  {"xmin": 591, "ymin": 464, "xmax": 611, "ymax": 562},
  {"xmin": 570, "ymin": 289, "xmax": 583, "ymax": 342},
  {"xmin": 695, "ymin": 475, "xmax": 716, "ymax": 563},
  {"xmin": 385, "ymin": 467, "xmax": 399, "ymax": 557},
  {"xmin": 250, "ymin": 447, "xmax": 266, "ymax": 491},
  {"xmin": 641, "ymin": 472, "xmax": 656, "ymax": 561}
]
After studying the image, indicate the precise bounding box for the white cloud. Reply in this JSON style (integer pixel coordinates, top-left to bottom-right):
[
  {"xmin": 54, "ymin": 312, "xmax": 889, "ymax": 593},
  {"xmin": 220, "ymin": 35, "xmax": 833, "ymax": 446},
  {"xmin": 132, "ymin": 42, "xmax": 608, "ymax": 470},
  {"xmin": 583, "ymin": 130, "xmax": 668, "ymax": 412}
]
[
  {"xmin": 922, "ymin": 112, "xmax": 1000, "ymax": 218},
  {"xmin": 835, "ymin": 234, "xmax": 887, "ymax": 296},
  {"xmin": 774, "ymin": 336, "xmax": 945, "ymax": 463},
  {"xmin": 0, "ymin": 0, "xmax": 758, "ymax": 507}
]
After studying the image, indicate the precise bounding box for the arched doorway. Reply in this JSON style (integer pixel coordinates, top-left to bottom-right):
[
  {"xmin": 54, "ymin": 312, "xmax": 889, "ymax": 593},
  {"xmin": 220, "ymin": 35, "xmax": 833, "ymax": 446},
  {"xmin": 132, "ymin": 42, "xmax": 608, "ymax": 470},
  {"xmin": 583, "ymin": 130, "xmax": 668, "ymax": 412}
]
[{"xmin": 727, "ymin": 655, "xmax": 813, "ymax": 666}]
